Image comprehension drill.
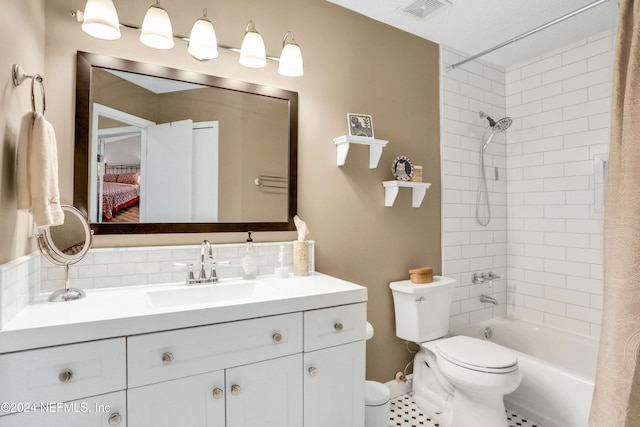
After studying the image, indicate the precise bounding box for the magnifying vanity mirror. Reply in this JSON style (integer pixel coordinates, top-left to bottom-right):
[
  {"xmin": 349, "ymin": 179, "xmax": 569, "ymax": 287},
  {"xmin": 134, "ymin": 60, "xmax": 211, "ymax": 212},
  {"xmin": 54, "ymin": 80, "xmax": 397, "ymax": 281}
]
[
  {"xmin": 37, "ymin": 205, "xmax": 93, "ymax": 302},
  {"xmin": 74, "ymin": 51, "xmax": 298, "ymax": 235}
]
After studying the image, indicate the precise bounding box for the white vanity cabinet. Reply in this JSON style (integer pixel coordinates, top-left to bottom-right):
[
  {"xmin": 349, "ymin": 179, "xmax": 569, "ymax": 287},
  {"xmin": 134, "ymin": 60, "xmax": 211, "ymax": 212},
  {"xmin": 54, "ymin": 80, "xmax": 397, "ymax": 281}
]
[
  {"xmin": 127, "ymin": 313, "xmax": 304, "ymax": 427},
  {"xmin": 303, "ymin": 303, "xmax": 367, "ymax": 427},
  {"xmin": 0, "ymin": 274, "xmax": 368, "ymax": 427}
]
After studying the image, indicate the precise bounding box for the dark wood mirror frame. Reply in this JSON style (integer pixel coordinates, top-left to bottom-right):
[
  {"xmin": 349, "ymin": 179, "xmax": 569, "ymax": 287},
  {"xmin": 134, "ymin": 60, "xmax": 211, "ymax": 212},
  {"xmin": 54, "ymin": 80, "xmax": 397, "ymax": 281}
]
[{"xmin": 74, "ymin": 51, "xmax": 298, "ymax": 235}]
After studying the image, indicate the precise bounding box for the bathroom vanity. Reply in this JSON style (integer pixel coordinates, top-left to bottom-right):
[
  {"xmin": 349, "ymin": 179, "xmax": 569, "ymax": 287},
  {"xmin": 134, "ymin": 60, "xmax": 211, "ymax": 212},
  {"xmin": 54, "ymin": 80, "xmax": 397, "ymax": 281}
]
[{"xmin": 0, "ymin": 273, "xmax": 367, "ymax": 427}]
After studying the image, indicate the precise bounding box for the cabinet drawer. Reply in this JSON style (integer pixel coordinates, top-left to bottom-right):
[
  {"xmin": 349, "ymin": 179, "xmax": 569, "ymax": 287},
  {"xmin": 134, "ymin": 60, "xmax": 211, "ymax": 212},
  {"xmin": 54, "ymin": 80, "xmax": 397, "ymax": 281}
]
[
  {"xmin": 304, "ymin": 303, "xmax": 366, "ymax": 351},
  {"xmin": 0, "ymin": 338, "xmax": 126, "ymax": 415},
  {"xmin": 128, "ymin": 312, "xmax": 303, "ymax": 388},
  {"xmin": 0, "ymin": 390, "xmax": 126, "ymax": 427}
]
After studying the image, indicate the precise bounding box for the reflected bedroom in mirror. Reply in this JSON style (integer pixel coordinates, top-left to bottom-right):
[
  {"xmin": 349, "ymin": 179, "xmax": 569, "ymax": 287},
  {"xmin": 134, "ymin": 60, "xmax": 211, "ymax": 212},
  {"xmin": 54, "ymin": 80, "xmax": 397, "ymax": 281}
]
[{"xmin": 74, "ymin": 51, "xmax": 298, "ymax": 234}]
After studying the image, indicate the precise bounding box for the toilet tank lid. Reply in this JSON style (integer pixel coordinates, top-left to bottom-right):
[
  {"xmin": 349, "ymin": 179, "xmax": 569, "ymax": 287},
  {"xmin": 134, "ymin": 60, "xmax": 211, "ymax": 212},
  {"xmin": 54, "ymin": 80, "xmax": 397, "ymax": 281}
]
[{"xmin": 390, "ymin": 276, "xmax": 456, "ymax": 293}]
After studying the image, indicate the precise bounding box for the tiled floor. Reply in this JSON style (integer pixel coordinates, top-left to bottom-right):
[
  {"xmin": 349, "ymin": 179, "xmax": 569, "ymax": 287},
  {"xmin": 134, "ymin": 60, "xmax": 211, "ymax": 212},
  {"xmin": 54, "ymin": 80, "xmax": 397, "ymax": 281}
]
[{"xmin": 389, "ymin": 394, "xmax": 545, "ymax": 427}]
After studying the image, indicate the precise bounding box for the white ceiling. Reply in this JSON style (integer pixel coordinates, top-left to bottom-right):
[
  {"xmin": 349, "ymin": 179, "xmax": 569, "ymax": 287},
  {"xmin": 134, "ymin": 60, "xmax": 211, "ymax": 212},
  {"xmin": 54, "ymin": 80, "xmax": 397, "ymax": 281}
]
[{"xmin": 326, "ymin": 0, "xmax": 619, "ymax": 68}]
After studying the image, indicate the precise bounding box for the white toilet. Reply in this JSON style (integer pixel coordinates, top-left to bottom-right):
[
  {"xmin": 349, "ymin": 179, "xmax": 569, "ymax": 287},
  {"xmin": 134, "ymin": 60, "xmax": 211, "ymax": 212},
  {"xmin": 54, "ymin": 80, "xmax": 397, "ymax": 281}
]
[{"xmin": 390, "ymin": 277, "xmax": 521, "ymax": 427}]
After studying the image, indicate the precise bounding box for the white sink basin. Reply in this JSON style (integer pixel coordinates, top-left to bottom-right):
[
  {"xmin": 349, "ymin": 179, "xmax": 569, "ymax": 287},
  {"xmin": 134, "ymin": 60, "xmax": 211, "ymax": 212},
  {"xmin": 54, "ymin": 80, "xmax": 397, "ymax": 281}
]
[{"xmin": 146, "ymin": 282, "xmax": 271, "ymax": 308}]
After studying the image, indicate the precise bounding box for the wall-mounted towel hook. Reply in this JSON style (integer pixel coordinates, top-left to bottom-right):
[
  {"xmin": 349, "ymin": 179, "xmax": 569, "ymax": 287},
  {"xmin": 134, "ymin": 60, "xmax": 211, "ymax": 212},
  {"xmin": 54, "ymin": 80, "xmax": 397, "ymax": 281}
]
[{"xmin": 12, "ymin": 64, "xmax": 46, "ymax": 116}]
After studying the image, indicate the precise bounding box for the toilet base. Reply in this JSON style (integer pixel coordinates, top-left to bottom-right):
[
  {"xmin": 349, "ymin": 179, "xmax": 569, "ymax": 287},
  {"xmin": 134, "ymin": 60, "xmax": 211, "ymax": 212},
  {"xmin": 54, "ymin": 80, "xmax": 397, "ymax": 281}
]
[{"xmin": 451, "ymin": 389, "xmax": 508, "ymax": 427}]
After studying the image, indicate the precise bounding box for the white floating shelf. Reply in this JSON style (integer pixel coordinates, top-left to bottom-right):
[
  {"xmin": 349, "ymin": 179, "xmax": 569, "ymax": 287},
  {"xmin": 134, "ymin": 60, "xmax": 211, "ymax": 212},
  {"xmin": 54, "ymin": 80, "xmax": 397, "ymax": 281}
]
[
  {"xmin": 382, "ymin": 181, "xmax": 432, "ymax": 208},
  {"xmin": 334, "ymin": 135, "xmax": 389, "ymax": 169}
]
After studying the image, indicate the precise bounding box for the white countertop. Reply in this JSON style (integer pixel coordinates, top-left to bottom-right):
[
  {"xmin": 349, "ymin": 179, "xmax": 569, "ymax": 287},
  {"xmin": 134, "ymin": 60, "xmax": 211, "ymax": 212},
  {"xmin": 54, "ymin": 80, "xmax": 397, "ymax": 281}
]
[{"xmin": 0, "ymin": 272, "xmax": 367, "ymax": 354}]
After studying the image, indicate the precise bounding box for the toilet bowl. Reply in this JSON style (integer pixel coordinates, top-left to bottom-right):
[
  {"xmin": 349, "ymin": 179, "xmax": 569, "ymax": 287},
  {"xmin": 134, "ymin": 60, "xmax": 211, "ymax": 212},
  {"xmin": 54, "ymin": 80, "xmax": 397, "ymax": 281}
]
[{"xmin": 390, "ymin": 277, "xmax": 521, "ymax": 427}]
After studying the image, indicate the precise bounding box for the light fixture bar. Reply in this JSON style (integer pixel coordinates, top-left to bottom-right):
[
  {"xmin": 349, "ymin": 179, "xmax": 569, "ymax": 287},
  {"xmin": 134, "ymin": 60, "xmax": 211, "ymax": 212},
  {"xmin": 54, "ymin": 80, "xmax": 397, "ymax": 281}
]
[{"xmin": 70, "ymin": 10, "xmax": 283, "ymax": 62}]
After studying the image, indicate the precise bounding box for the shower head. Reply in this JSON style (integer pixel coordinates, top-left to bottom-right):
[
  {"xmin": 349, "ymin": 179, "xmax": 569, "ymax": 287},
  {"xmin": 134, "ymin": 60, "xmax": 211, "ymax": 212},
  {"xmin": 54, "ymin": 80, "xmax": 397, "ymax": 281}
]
[
  {"xmin": 479, "ymin": 111, "xmax": 512, "ymax": 150},
  {"xmin": 493, "ymin": 116, "xmax": 513, "ymax": 132},
  {"xmin": 479, "ymin": 111, "xmax": 512, "ymax": 133}
]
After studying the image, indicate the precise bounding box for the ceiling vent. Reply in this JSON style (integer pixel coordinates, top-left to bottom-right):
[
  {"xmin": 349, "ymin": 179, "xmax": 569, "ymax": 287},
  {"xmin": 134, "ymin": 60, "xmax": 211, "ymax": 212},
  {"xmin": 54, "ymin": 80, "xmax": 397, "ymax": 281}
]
[{"xmin": 401, "ymin": 0, "xmax": 453, "ymax": 20}]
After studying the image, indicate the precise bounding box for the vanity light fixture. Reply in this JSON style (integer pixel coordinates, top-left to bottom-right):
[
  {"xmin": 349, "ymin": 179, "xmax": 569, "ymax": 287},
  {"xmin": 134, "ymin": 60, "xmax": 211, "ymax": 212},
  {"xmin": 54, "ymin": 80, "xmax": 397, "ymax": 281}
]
[
  {"xmin": 71, "ymin": 7, "xmax": 304, "ymax": 76},
  {"xmin": 239, "ymin": 21, "xmax": 267, "ymax": 68},
  {"xmin": 140, "ymin": 1, "xmax": 174, "ymax": 50},
  {"xmin": 187, "ymin": 8, "xmax": 218, "ymax": 61},
  {"xmin": 278, "ymin": 31, "xmax": 304, "ymax": 77},
  {"xmin": 81, "ymin": 0, "xmax": 121, "ymax": 40}
]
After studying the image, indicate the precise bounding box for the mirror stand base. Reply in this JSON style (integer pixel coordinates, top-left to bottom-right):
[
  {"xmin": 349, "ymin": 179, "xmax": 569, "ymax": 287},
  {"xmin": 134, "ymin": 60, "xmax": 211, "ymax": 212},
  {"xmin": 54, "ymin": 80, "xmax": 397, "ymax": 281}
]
[{"xmin": 48, "ymin": 288, "xmax": 86, "ymax": 303}]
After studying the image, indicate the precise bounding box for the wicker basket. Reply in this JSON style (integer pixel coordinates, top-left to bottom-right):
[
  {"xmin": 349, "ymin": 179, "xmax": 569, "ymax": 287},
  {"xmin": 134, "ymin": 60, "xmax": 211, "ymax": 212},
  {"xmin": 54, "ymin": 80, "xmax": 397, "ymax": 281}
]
[{"xmin": 408, "ymin": 267, "xmax": 433, "ymax": 284}]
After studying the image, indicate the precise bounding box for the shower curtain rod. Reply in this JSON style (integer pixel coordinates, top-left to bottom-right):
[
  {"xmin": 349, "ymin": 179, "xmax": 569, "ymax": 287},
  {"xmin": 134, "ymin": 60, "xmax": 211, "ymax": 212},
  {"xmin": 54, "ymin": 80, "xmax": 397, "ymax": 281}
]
[{"xmin": 448, "ymin": 0, "xmax": 610, "ymax": 70}]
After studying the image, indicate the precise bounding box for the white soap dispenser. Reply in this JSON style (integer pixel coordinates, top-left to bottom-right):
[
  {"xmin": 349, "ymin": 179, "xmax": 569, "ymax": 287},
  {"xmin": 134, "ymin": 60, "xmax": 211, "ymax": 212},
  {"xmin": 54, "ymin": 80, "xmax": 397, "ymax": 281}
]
[
  {"xmin": 242, "ymin": 231, "xmax": 257, "ymax": 280},
  {"xmin": 275, "ymin": 244, "xmax": 289, "ymax": 278}
]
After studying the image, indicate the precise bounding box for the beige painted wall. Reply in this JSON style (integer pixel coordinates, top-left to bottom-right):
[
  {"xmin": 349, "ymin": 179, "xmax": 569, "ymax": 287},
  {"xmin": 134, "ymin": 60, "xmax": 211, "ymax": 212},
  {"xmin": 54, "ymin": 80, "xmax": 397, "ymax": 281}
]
[
  {"xmin": 0, "ymin": 0, "xmax": 45, "ymax": 264},
  {"xmin": 2, "ymin": 0, "xmax": 441, "ymax": 382}
]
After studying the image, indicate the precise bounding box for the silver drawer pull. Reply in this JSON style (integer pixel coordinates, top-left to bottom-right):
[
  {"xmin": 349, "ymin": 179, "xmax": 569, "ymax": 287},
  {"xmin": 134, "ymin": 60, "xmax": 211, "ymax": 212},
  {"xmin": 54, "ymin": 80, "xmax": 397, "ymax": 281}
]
[
  {"xmin": 308, "ymin": 367, "xmax": 318, "ymax": 376},
  {"xmin": 334, "ymin": 322, "xmax": 344, "ymax": 332},
  {"xmin": 231, "ymin": 384, "xmax": 241, "ymax": 395},
  {"xmin": 108, "ymin": 412, "xmax": 122, "ymax": 426},
  {"xmin": 212, "ymin": 388, "xmax": 224, "ymax": 399},
  {"xmin": 162, "ymin": 352, "xmax": 174, "ymax": 364},
  {"xmin": 273, "ymin": 333, "xmax": 283, "ymax": 343},
  {"xmin": 58, "ymin": 369, "xmax": 73, "ymax": 383}
]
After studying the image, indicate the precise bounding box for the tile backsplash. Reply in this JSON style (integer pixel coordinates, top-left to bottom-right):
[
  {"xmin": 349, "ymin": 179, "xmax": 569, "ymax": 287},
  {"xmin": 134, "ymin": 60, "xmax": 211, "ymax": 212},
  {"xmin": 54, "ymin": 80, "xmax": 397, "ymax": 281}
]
[{"xmin": 0, "ymin": 241, "xmax": 314, "ymax": 329}]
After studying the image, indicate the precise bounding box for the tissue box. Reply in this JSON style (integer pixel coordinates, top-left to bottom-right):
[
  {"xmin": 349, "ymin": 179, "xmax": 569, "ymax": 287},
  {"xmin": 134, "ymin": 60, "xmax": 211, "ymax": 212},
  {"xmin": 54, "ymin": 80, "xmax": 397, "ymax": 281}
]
[{"xmin": 409, "ymin": 267, "xmax": 433, "ymax": 284}]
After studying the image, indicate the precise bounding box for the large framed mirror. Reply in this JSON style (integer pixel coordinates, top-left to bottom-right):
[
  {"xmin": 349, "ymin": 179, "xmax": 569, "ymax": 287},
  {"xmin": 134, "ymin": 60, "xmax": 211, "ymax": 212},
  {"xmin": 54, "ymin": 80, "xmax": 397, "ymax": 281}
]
[{"xmin": 74, "ymin": 51, "xmax": 298, "ymax": 234}]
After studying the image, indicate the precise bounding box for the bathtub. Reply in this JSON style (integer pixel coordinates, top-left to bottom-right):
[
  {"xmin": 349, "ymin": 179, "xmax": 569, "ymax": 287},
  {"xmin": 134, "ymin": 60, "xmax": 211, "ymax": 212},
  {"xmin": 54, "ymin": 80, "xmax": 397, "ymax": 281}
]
[{"xmin": 453, "ymin": 317, "xmax": 598, "ymax": 427}]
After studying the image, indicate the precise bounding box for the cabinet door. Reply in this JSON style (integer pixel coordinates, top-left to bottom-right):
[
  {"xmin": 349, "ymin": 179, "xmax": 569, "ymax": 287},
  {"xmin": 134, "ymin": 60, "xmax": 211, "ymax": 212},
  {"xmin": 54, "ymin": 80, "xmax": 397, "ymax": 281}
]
[
  {"xmin": 226, "ymin": 353, "xmax": 302, "ymax": 427},
  {"xmin": 304, "ymin": 341, "xmax": 366, "ymax": 427},
  {"xmin": 128, "ymin": 370, "xmax": 225, "ymax": 427},
  {"xmin": 0, "ymin": 391, "xmax": 126, "ymax": 427}
]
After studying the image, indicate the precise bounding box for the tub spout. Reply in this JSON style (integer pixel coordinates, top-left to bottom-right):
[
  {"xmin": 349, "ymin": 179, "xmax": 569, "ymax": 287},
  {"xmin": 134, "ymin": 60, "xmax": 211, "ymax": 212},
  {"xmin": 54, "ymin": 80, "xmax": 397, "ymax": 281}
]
[{"xmin": 480, "ymin": 294, "xmax": 498, "ymax": 305}]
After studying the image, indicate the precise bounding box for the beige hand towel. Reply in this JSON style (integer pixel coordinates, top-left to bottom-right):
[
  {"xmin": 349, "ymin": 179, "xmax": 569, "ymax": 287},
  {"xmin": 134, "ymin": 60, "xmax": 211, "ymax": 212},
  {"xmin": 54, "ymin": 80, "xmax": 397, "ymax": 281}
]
[{"xmin": 16, "ymin": 112, "xmax": 64, "ymax": 227}]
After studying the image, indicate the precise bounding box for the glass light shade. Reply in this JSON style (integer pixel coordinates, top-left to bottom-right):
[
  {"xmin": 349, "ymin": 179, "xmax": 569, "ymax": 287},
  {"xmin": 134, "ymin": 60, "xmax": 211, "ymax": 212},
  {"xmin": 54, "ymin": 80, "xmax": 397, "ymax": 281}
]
[
  {"xmin": 140, "ymin": 2, "xmax": 174, "ymax": 50},
  {"xmin": 81, "ymin": 0, "xmax": 121, "ymax": 40},
  {"xmin": 278, "ymin": 42, "xmax": 304, "ymax": 76},
  {"xmin": 239, "ymin": 22, "xmax": 266, "ymax": 68},
  {"xmin": 188, "ymin": 11, "xmax": 218, "ymax": 60}
]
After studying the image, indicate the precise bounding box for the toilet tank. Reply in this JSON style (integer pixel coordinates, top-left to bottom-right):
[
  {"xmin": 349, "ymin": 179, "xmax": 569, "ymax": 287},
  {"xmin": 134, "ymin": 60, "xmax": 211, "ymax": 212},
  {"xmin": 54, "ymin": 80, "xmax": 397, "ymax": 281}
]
[{"xmin": 390, "ymin": 276, "xmax": 457, "ymax": 342}]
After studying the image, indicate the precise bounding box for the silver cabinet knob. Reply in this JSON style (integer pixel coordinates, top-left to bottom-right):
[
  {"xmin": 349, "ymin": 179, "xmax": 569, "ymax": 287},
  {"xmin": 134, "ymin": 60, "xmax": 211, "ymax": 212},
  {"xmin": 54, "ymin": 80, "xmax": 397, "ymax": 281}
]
[
  {"xmin": 334, "ymin": 322, "xmax": 344, "ymax": 331},
  {"xmin": 273, "ymin": 333, "xmax": 283, "ymax": 343},
  {"xmin": 108, "ymin": 412, "xmax": 122, "ymax": 426},
  {"xmin": 308, "ymin": 367, "xmax": 318, "ymax": 376},
  {"xmin": 162, "ymin": 352, "xmax": 173, "ymax": 364},
  {"xmin": 212, "ymin": 388, "xmax": 224, "ymax": 399},
  {"xmin": 58, "ymin": 369, "xmax": 73, "ymax": 383},
  {"xmin": 231, "ymin": 384, "xmax": 241, "ymax": 395}
]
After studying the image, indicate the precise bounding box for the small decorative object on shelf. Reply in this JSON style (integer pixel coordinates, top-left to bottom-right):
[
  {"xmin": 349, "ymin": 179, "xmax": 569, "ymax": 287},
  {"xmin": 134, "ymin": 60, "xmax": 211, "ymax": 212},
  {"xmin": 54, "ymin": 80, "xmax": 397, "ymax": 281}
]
[
  {"xmin": 410, "ymin": 165, "xmax": 423, "ymax": 182},
  {"xmin": 347, "ymin": 113, "xmax": 374, "ymax": 138},
  {"xmin": 392, "ymin": 156, "xmax": 414, "ymax": 181}
]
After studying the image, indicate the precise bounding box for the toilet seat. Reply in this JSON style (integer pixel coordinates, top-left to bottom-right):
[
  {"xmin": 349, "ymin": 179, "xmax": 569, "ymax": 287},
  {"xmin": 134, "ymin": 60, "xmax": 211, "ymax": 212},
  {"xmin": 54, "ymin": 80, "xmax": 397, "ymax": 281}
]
[{"xmin": 432, "ymin": 336, "xmax": 518, "ymax": 373}]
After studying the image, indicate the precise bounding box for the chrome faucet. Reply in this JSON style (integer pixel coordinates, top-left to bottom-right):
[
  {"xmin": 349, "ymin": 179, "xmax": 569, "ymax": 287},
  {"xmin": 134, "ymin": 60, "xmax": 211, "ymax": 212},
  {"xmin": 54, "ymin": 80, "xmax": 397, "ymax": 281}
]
[
  {"xmin": 174, "ymin": 241, "xmax": 229, "ymax": 285},
  {"xmin": 480, "ymin": 294, "xmax": 498, "ymax": 305},
  {"xmin": 199, "ymin": 240, "xmax": 212, "ymax": 283}
]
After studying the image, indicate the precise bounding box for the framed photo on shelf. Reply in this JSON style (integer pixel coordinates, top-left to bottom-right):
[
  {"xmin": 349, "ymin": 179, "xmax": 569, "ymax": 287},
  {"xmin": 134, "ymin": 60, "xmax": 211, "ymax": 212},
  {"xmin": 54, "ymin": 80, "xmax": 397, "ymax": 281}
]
[{"xmin": 347, "ymin": 113, "xmax": 374, "ymax": 138}]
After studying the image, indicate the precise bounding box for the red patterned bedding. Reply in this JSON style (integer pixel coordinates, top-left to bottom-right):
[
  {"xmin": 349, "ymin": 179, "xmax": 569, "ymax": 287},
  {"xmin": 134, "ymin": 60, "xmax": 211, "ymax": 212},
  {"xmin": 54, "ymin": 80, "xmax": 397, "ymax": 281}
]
[{"xmin": 102, "ymin": 182, "xmax": 139, "ymax": 221}]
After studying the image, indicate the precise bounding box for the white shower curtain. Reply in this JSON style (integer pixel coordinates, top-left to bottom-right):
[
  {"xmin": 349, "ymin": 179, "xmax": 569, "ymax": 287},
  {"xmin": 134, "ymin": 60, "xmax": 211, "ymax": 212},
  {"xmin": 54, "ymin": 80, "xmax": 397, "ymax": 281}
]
[{"xmin": 590, "ymin": 0, "xmax": 640, "ymax": 425}]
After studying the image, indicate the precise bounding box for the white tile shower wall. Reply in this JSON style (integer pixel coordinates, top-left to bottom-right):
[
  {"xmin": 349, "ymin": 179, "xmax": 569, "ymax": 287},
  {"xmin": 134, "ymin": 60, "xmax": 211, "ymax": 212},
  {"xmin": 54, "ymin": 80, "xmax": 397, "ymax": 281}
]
[
  {"xmin": 505, "ymin": 30, "xmax": 614, "ymax": 338},
  {"xmin": 440, "ymin": 47, "xmax": 508, "ymax": 329},
  {"xmin": 38, "ymin": 241, "xmax": 315, "ymax": 295}
]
